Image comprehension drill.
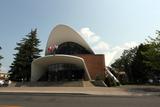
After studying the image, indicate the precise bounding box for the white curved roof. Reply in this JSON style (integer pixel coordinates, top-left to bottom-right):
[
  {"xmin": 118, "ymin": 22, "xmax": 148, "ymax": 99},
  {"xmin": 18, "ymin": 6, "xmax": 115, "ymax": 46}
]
[
  {"xmin": 31, "ymin": 54, "xmax": 91, "ymax": 81},
  {"xmin": 45, "ymin": 24, "xmax": 94, "ymax": 55}
]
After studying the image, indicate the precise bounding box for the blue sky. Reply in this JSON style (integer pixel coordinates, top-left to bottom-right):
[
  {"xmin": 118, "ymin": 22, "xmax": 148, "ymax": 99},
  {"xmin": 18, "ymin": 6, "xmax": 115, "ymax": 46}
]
[{"xmin": 1, "ymin": 0, "xmax": 160, "ymax": 71}]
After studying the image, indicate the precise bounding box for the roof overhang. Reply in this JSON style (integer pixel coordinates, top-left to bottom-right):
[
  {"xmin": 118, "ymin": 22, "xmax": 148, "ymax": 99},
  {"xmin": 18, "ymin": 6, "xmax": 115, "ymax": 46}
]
[
  {"xmin": 31, "ymin": 55, "xmax": 91, "ymax": 81},
  {"xmin": 45, "ymin": 24, "xmax": 94, "ymax": 55}
]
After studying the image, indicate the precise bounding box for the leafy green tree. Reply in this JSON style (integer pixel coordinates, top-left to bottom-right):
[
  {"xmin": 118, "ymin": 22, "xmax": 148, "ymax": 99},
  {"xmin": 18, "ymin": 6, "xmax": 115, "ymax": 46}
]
[
  {"xmin": 143, "ymin": 31, "xmax": 160, "ymax": 71},
  {"xmin": 9, "ymin": 29, "xmax": 42, "ymax": 81},
  {"xmin": 111, "ymin": 47, "xmax": 138, "ymax": 83},
  {"xmin": 131, "ymin": 44, "xmax": 150, "ymax": 83},
  {"xmin": 141, "ymin": 31, "xmax": 160, "ymax": 82},
  {"xmin": 112, "ymin": 31, "xmax": 160, "ymax": 84}
]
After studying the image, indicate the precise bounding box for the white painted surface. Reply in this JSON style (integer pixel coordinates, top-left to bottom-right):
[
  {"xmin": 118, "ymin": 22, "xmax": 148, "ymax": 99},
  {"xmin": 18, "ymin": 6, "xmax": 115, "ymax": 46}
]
[
  {"xmin": 31, "ymin": 55, "xmax": 91, "ymax": 81},
  {"xmin": 45, "ymin": 25, "xmax": 94, "ymax": 55}
]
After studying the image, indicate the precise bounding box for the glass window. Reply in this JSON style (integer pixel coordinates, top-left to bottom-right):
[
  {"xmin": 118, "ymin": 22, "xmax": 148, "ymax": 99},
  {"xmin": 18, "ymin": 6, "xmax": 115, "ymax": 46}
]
[{"xmin": 48, "ymin": 42, "xmax": 93, "ymax": 55}]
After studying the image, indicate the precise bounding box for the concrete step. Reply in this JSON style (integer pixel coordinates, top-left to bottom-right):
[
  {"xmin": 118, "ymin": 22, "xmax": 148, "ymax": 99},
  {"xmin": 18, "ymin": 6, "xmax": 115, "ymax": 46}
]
[
  {"xmin": 91, "ymin": 80, "xmax": 107, "ymax": 87},
  {"xmin": 10, "ymin": 81, "xmax": 84, "ymax": 87},
  {"xmin": 82, "ymin": 81, "xmax": 95, "ymax": 87}
]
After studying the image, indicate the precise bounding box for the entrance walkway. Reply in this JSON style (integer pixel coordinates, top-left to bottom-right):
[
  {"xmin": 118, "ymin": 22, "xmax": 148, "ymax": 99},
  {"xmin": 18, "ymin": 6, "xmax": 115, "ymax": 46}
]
[
  {"xmin": 1, "ymin": 85, "xmax": 160, "ymax": 96},
  {"xmin": 0, "ymin": 87, "xmax": 131, "ymax": 96}
]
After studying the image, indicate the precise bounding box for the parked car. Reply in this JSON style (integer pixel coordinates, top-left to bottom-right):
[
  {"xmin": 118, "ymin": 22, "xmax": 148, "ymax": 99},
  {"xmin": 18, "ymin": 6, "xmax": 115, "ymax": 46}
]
[
  {"xmin": 0, "ymin": 79, "xmax": 10, "ymax": 87},
  {"xmin": 0, "ymin": 79, "xmax": 4, "ymax": 86}
]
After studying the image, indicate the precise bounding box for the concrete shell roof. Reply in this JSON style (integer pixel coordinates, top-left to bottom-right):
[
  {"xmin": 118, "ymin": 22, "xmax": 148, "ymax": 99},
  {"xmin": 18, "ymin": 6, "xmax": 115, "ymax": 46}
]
[
  {"xmin": 45, "ymin": 24, "xmax": 94, "ymax": 55},
  {"xmin": 31, "ymin": 54, "xmax": 91, "ymax": 81}
]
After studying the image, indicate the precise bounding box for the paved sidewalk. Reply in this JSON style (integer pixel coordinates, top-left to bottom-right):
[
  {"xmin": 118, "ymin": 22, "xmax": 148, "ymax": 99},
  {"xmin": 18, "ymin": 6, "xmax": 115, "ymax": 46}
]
[
  {"xmin": 1, "ymin": 85, "xmax": 160, "ymax": 96},
  {"xmin": 0, "ymin": 87, "xmax": 145, "ymax": 96}
]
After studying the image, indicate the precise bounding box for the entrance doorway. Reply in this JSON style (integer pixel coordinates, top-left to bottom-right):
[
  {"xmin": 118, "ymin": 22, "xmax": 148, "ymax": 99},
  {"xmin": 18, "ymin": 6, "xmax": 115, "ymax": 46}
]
[
  {"xmin": 48, "ymin": 63, "xmax": 84, "ymax": 81},
  {"xmin": 38, "ymin": 63, "xmax": 84, "ymax": 81}
]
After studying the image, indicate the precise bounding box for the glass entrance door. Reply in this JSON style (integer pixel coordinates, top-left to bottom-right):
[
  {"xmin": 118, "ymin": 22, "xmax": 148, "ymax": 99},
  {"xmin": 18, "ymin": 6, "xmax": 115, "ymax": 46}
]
[{"xmin": 48, "ymin": 63, "xmax": 84, "ymax": 81}]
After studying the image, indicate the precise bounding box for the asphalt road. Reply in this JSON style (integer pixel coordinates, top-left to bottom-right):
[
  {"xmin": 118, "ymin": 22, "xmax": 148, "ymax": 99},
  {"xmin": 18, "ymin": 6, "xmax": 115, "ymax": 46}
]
[{"xmin": 0, "ymin": 93, "xmax": 160, "ymax": 107}]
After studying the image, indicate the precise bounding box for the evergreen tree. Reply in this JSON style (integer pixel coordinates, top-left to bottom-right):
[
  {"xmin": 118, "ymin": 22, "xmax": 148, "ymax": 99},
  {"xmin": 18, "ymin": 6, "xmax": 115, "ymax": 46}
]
[{"xmin": 9, "ymin": 29, "xmax": 42, "ymax": 81}]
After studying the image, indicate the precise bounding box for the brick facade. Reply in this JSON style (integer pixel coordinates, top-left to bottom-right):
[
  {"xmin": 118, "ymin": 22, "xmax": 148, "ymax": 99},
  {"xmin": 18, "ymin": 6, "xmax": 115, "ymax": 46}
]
[{"xmin": 76, "ymin": 54, "xmax": 106, "ymax": 80}]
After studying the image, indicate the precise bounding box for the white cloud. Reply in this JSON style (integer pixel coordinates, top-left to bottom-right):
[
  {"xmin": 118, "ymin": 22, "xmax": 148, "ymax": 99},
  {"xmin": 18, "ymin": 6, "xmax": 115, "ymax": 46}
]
[
  {"xmin": 80, "ymin": 27, "xmax": 100, "ymax": 44},
  {"xmin": 124, "ymin": 41, "xmax": 138, "ymax": 48},
  {"xmin": 79, "ymin": 27, "xmax": 139, "ymax": 66},
  {"xmin": 104, "ymin": 51, "xmax": 117, "ymax": 66},
  {"xmin": 80, "ymin": 28, "xmax": 94, "ymax": 38},
  {"xmin": 91, "ymin": 35, "xmax": 100, "ymax": 43},
  {"xmin": 93, "ymin": 41, "xmax": 109, "ymax": 52},
  {"xmin": 106, "ymin": 42, "xmax": 139, "ymax": 65}
]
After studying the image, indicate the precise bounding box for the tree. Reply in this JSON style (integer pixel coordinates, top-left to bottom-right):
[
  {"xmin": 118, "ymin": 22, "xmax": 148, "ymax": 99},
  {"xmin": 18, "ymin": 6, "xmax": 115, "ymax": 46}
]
[
  {"xmin": 143, "ymin": 31, "xmax": 160, "ymax": 70},
  {"xmin": 9, "ymin": 29, "xmax": 43, "ymax": 81},
  {"xmin": 131, "ymin": 44, "xmax": 150, "ymax": 83},
  {"xmin": 111, "ymin": 31, "xmax": 160, "ymax": 84},
  {"xmin": 111, "ymin": 47, "xmax": 138, "ymax": 83},
  {"xmin": 141, "ymin": 31, "xmax": 160, "ymax": 82}
]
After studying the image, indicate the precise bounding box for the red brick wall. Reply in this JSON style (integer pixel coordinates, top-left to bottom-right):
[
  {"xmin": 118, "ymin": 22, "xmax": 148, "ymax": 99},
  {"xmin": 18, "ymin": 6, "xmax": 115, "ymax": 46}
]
[{"xmin": 76, "ymin": 54, "xmax": 106, "ymax": 80}]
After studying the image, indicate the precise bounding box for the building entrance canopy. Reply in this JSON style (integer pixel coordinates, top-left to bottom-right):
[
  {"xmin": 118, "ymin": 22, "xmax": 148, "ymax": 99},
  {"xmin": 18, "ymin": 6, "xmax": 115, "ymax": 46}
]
[{"xmin": 31, "ymin": 55, "xmax": 91, "ymax": 82}]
